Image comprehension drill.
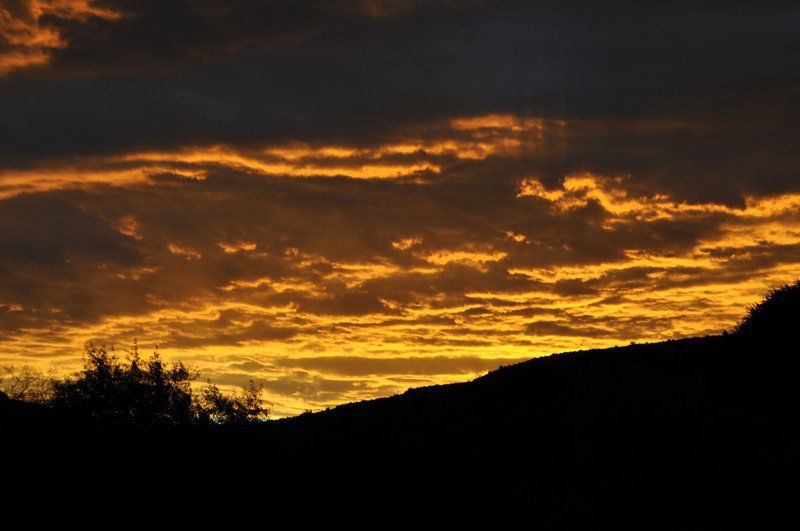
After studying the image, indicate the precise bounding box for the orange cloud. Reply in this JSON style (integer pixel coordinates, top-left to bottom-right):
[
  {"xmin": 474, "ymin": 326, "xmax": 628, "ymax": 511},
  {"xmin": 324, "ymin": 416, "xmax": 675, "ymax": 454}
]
[
  {"xmin": 0, "ymin": 112, "xmax": 557, "ymax": 198},
  {"xmin": 4, "ymin": 114, "xmax": 800, "ymax": 417},
  {"xmin": 0, "ymin": 0, "xmax": 120, "ymax": 75}
]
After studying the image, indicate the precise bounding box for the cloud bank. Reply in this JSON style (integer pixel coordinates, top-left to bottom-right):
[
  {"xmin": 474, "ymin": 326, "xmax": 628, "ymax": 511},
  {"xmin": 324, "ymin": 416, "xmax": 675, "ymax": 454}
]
[{"xmin": 1, "ymin": 1, "xmax": 798, "ymax": 415}]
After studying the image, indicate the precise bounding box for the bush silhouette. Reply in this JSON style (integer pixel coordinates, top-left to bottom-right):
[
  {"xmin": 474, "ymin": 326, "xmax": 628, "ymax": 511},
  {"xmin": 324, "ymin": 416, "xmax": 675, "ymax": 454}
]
[
  {"xmin": 49, "ymin": 342, "xmax": 267, "ymax": 426},
  {"xmin": 197, "ymin": 381, "xmax": 266, "ymax": 425},
  {"xmin": 0, "ymin": 365, "xmax": 54, "ymax": 404},
  {"xmin": 734, "ymin": 280, "xmax": 800, "ymax": 339}
]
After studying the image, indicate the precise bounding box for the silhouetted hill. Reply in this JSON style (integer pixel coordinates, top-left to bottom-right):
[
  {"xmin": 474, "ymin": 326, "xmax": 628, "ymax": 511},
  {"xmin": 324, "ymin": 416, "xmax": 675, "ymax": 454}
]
[
  {"xmin": 8, "ymin": 333, "xmax": 798, "ymax": 525},
  {"xmin": 6, "ymin": 285, "xmax": 800, "ymax": 525}
]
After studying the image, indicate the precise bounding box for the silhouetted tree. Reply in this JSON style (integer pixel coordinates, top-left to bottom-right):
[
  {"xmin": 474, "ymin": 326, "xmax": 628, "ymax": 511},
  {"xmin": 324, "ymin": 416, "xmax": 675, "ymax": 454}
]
[
  {"xmin": 197, "ymin": 380, "xmax": 268, "ymax": 424},
  {"xmin": 50, "ymin": 342, "xmax": 197, "ymax": 426},
  {"xmin": 48, "ymin": 341, "xmax": 267, "ymax": 426},
  {"xmin": 0, "ymin": 365, "xmax": 54, "ymax": 404}
]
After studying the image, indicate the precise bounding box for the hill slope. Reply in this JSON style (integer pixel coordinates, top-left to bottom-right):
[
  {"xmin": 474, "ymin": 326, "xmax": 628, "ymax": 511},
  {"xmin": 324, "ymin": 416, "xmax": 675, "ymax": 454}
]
[{"xmin": 5, "ymin": 333, "xmax": 799, "ymax": 523}]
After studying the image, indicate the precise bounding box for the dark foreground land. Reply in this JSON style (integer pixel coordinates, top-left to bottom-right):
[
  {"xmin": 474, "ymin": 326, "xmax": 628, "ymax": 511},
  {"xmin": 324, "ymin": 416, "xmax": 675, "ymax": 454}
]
[{"xmin": 4, "ymin": 332, "xmax": 798, "ymax": 525}]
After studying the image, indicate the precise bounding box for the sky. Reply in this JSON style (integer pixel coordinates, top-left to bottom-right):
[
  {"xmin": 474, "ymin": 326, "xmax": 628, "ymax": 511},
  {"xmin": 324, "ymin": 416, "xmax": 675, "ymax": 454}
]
[{"xmin": 1, "ymin": 0, "xmax": 799, "ymax": 416}]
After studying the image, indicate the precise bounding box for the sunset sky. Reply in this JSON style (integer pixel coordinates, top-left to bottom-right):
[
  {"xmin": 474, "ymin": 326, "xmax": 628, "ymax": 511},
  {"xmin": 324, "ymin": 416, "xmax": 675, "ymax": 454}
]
[{"xmin": 1, "ymin": 1, "xmax": 799, "ymax": 416}]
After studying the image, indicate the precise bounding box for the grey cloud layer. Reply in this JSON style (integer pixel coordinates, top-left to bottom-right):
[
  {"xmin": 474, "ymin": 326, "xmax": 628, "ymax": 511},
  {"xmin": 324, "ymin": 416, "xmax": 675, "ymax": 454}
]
[{"xmin": 1, "ymin": 1, "xmax": 799, "ymax": 202}]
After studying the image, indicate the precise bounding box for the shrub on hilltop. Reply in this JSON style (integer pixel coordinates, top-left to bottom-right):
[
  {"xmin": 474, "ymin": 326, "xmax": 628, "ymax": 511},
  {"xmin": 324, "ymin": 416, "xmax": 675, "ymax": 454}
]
[
  {"xmin": 734, "ymin": 280, "xmax": 800, "ymax": 339},
  {"xmin": 4, "ymin": 341, "xmax": 267, "ymax": 426}
]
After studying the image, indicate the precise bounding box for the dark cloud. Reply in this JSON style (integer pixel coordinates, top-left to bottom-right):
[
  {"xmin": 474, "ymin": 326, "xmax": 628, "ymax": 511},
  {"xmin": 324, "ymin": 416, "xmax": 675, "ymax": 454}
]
[
  {"xmin": 273, "ymin": 355, "xmax": 523, "ymax": 376},
  {"xmin": 214, "ymin": 370, "xmax": 385, "ymax": 403},
  {"xmin": 0, "ymin": 191, "xmax": 141, "ymax": 266},
  {"xmin": 0, "ymin": 1, "xmax": 798, "ymax": 202},
  {"xmin": 525, "ymin": 313, "xmax": 679, "ymax": 341},
  {"xmin": 162, "ymin": 319, "xmax": 302, "ymax": 348}
]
